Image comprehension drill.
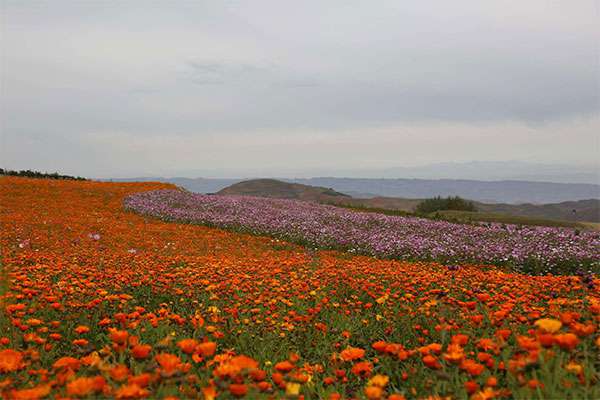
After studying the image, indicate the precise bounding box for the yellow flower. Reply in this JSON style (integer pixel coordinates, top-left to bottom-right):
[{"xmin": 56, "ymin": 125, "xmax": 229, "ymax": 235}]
[
  {"xmin": 285, "ymin": 382, "xmax": 301, "ymax": 396},
  {"xmin": 534, "ymin": 318, "xmax": 562, "ymax": 333},
  {"xmin": 368, "ymin": 374, "xmax": 389, "ymax": 388},
  {"xmin": 565, "ymin": 362, "xmax": 583, "ymax": 375}
]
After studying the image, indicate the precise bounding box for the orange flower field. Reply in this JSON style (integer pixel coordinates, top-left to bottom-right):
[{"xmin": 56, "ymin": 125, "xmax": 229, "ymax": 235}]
[{"xmin": 0, "ymin": 176, "xmax": 599, "ymax": 399}]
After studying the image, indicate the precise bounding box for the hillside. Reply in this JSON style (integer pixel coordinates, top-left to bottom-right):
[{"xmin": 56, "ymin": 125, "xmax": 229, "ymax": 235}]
[
  {"xmin": 111, "ymin": 176, "xmax": 600, "ymax": 204},
  {"xmin": 288, "ymin": 178, "xmax": 600, "ymax": 204},
  {"xmin": 217, "ymin": 178, "xmax": 600, "ymax": 224},
  {"xmin": 4, "ymin": 177, "xmax": 599, "ymax": 399},
  {"xmin": 217, "ymin": 179, "xmax": 350, "ymax": 202},
  {"xmin": 477, "ymin": 199, "xmax": 600, "ymax": 223}
]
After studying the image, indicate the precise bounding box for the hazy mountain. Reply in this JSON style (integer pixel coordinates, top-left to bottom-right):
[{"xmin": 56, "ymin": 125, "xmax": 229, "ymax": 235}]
[
  {"xmin": 111, "ymin": 176, "xmax": 600, "ymax": 204},
  {"xmin": 108, "ymin": 177, "xmax": 242, "ymax": 193},
  {"xmin": 365, "ymin": 161, "xmax": 599, "ymax": 184},
  {"xmin": 157, "ymin": 161, "xmax": 599, "ymax": 184},
  {"xmin": 288, "ymin": 178, "xmax": 599, "ymax": 204}
]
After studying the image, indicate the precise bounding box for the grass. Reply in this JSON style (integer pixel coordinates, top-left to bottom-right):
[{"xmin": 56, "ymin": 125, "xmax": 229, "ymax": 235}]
[
  {"xmin": 430, "ymin": 210, "xmax": 588, "ymax": 229},
  {"xmin": 329, "ymin": 202, "xmax": 591, "ymax": 230}
]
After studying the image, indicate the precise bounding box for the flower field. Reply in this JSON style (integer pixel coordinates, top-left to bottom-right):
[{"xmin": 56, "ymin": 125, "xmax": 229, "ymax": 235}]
[
  {"xmin": 124, "ymin": 189, "xmax": 600, "ymax": 275},
  {"xmin": 1, "ymin": 176, "xmax": 599, "ymax": 399}
]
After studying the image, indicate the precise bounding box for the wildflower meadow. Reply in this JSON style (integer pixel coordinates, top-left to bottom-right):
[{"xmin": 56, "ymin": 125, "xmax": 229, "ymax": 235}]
[{"xmin": 1, "ymin": 177, "xmax": 599, "ymax": 399}]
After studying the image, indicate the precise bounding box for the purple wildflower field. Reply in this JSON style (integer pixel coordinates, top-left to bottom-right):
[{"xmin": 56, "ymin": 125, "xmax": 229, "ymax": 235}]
[{"xmin": 124, "ymin": 189, "xmax": 599, "ymax": 274}]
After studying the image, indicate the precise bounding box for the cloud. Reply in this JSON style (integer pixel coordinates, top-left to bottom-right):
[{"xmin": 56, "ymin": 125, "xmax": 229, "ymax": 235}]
[{"xmin": 1, "ymin": 0, "xmax": 598, "ymax": 176}]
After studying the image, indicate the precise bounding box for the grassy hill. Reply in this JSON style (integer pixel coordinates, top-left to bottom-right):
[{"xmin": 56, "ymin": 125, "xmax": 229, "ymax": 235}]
[
  {"xmin": 476, "ymin": 199, "xmax": 599, "ymax": 223},
  {"xmin": 218, "ymin": 178, "xmax": 599, "ymax": 228},
  {"xmin": 217, "ymin": 178, "xmax": 350, "ymax": 202}
]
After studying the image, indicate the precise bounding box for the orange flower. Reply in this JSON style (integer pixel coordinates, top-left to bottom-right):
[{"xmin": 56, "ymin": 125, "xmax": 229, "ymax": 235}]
[
  {"xmin": 460, "ymin": 359, "xmax": 485, "ymax": 376},
  {"xmin": 66, "ymin": 376, "xmax": 106, "ymax": 397},
  {"xmin": 74, "ymin": 325, "xmax": 90, "ymax": 335},
  {"xmin": 0, "ymin": 349, "xmax": 24, "ymax": 373},
  {"xmin": 528, "ymin": 379, "xmax": 544, "ymax": 389},
  {"xmin": 9, "ymin": 384, "xmax": 51, "ymax": 400},
  {"xmin": 570, "ymin": 322, "xmax": 595, "ymax": 337},
  {"xmin": 477, "ymin": 338, "xmax": 496, "ymax": 351},
  {"xmin": 196, "ymin": 341, "xmax": 217, "ymax": 357},
  {"xmin": 340, "ymin": 346, "xmax": 365, "ymax": 361},
  {"xmin": 249, "ymin": 368, "xmax": 267, "ymax": 382},
  {"xmin": 110, "ymin": 364, "xmax": 131, "ymax": 381},
  {"xmin": 464, "ymin": 380, "xmax": 479, "ymax": 394},
  {"xmin": 3, "ymin": 173, "xmax": 600, "ymax": 399},
  {"xmin": 485, "ymin": 376, "xmax": 498, "ymax": 387},
  {"xmin": 257, "ymin": 381, "xmax": 271, "ymax": 392},
  {"xmin": 109, "ymin": 329, "xmax": 129, "ymax": 345},
  {"xmin": 351, "ymin": 361, "xmax": 373, "ymax": 377},
  {"xmin": 202, "ymin": 385, "xmax": 217, "ymax": 400},
  {"xmin": 177, "ymin": 338, "xmax": 198, "ymax": 354},
  {"xmin": 554, "ymin": 333, "xmax": 580, "ymax": 351},
  {"xmin": 229, "ymin": 355, "xmax": 259, "ymax": 371},
  {"xmin": 81, "ymin": 352, "xmax": 102, "ymax": 368},
  {"xmin": 443, "ymin": 344, "xmax": 464, "ymax": 364},
  {"xmin": 364, "ymin": 385, "xmax": 383, "ymax": 399},
  {"xmin": 422, "ymin": 355, "xmax": 441, "ymax": 369},
  {"xmin": 517, "ymin": 336, "xmax": 540, "ymax": 351},
  {"xmin": 53, "ymin": 356, "xmax": 80, "ymax": 371},
  {"xmin": 131, "ymin": 344, "xmax": 152, "ymax": 360},
  {"xmin": 155, "ymin": 353, "xmax": 182, "ymax": 376},
  {"xmin": 275, "ymin": 360, "xmax": 295, "ymax": 372},
  {"xmin": 451, "ymin": 334, "xmax": 469, "ymax": 346},
  {"xmin": 115, "ymin": 383, "xmax": 150, "ymax": 399},
  {"xmin": 128, "ymin": 373, "xmax": 153, "ymax": 387},
  {"xmin": 372, "ymin": 341, "xmax": 388, "ymax": 352},
  {"xmin": 229, "ymin": 383, "xmax": 248, "ymax": 397}
]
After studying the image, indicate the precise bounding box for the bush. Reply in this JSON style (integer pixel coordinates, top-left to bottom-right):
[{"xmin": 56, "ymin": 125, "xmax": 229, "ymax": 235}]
[
  {"xmin": 0, "ymin": 168, "xmax": 86, "ymax": 180},
  {"xmin": 416, "ymin": 196, "xmax": 477, "ymax": 213}
]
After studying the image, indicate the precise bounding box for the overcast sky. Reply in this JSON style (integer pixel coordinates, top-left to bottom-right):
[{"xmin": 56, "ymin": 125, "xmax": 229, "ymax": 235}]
[{"xmin": 1, "ymin": 1, "xmax": 598, "ymax": 178}]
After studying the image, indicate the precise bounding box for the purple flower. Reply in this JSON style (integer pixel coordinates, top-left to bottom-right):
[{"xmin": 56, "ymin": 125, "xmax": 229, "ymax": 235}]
[{"xmin": 123, "ymin": 189, "xmax": 600, "ymax": 272}]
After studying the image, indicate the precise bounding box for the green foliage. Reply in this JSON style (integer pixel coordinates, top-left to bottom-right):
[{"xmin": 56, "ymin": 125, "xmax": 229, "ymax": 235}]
[
  {"xmin": 416, "ymin": 196, "xmax": 477, "ymax": 214},
  {"xmin": 0, "ymin": 168, "xmax": 86, "ymax": 180}
]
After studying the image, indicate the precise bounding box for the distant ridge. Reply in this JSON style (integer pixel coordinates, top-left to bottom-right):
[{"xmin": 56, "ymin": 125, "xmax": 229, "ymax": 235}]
[
  {"xmin": 287, "ymin": 178, "xmax": 600, "ymax": 204},
  {"xmin": 109, "ymin": 176, "xmax": 599, "ymax": 204}
]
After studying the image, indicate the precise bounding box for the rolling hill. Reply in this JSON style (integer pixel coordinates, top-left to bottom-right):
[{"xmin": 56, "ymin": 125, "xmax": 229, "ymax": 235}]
[
  {"xmin": 217, "ymin": 179, "xmax": 600, "ymax": 224},
  {"xmin": 216, "ymin": 179, "xmax": 350, "ymax": 202},
  {"xmin": 110, "ymin": 176, "xmax": 600, "ymax": 204}
]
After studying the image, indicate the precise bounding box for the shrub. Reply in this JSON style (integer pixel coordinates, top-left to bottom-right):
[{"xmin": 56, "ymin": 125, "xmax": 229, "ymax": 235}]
[
  {"xmin": 0, "ymin": 168, "xmax": 86, "ymax": 180},
  {"xmin": 416, "ymin": 196, "xmax": 477, "ymax": 213}
]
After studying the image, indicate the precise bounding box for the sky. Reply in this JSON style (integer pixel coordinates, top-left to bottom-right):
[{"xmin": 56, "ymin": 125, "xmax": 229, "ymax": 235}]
[{"xmin": 1, "ymin": 0, "xmax": 599, "ymax": 178}]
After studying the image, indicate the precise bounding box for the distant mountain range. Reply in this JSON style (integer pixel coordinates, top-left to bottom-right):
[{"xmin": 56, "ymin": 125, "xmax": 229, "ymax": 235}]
[
  {"xmin": 340, "ymin": 161, "xmax": 599, "ymax": 184},
  {"xmin": 287, "ymin": 178, "xmax": 600, "ymax": 204},
  {"xmin": 110, "ymin": 176, "xmax": 600, "ymax": 204},
  {"xmin": 143, "ymin": 161, "xmax": 599, "ymax": 184}
]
